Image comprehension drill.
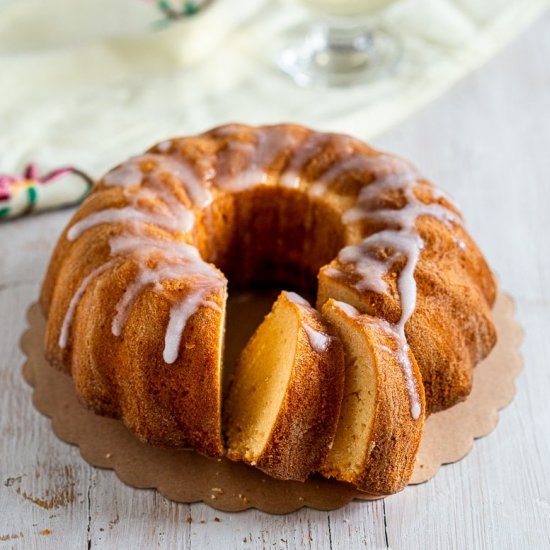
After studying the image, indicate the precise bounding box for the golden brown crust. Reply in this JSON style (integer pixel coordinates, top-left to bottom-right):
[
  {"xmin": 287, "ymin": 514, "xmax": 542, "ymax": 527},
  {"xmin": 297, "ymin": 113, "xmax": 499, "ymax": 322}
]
[
  {"xmin": 40, "ymin": 122, "xmax": 497, "ymax": 469},
  {"xmin": 112, "ymin": 283, "xmax": 225, "ymax": 455},
  {"xmin": 41, "ymin": 210, "xmax": 225, "ymax": 457},
  {"xmin": 251, "ymin": 294, "xmax": 345, "ymax": 481},
  {"xmin": 320, "ymin": 299, "xmax": 425, "ymax": 495},
  {"xmin": 317, "ymin": 216, "xmax": 497, "ymax": 413}
]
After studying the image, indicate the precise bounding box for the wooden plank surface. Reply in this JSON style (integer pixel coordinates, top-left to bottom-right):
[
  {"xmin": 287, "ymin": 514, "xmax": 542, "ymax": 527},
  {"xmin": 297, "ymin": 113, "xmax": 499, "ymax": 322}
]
[{"xmin": 1, "ymin": 11, "xmax": 550, "ymax": 550}]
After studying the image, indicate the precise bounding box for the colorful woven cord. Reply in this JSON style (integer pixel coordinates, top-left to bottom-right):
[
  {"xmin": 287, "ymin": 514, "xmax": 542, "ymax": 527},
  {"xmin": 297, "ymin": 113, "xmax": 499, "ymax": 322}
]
[
  {"xmin": 144, "ymin": 0, "xmax": 213, "ymax": 20},
  {"xmin": 0, "ymin": 164, "xmax": 93, "ymax": 220}
]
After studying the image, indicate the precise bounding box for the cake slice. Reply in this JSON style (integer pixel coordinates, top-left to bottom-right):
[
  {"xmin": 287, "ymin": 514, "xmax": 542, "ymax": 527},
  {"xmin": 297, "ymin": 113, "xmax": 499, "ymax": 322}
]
[
  {"xmin": 224, "ymin": 291, "xmax": 345, "ymax": 481},
  {"xmin": 320, "ymin": 299, "xmax": 425, "ymax": 495}
]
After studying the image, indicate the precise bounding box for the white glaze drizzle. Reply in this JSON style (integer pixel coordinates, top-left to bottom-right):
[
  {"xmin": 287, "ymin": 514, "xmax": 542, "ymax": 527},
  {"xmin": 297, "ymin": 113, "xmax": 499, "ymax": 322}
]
[
  {"xmin": 216, "ymin": 127, "xmax": 299, "ymax": 192},
  {"xmin": 210, "ymin": 124, "xmax": 245, "ymax": 137},
  {"xmin": 104, "ymin": 154, "xmax": 212, "ymax": 207},
  {"xmin": 164, "ymin": 286, "xmax": 222, "ymax": 364},
  {"xmin": 342, "ymin": 173, "xmax": 462, "ymax": 231},
  {"xmin": 157, "ymin": 140, "xmax": 172, "ymax": 152},
  {"xmin": 110, "ymin": 236, "xmax": 223, "ymax": 337},
  {"xmin": 103, "ymin": 163, "xmax": 142, "ymax": 187},
  {"xmin": 109, "ymin": 233, "xmax": 200, "ymax": 259},
  {"xmin": 302, "ymin": 324, "xmax": 332, "ymax": 353},
  {"xmin": 333, "ymin": 299, "xmax": 422, "ymax": 420},
  {"xmin": 67, "ymin": 205, "xmax": 181, "ymax": 240},
  {"xmin": 342, "ymin": 170, "xmax": 466, "ymax": 250},
  {"xmin": 337, "ymin": 249, "xmax": 423, "ymax": 418},
  {"xmin": 332, "ymin": 300, "xmax": 360, "ymax": 318},
  {"xmin": 280, "ymin": 132, "xmax": 330, "ymax": 188},
  {"xmin": 284, "ymin": 291, "xmax": 332, "ymax": 353},
  {"xmin": 112, "ymin": 175, "xmax": 193, "ymax": 233},
  {"xmin": 284, "ymin": 291, "xmax": 311, "ymax": 308},
  {"xmin": 67, "ymin": 152, "xmax": 216, "ymax": 241},
  {"xmin": 60, "ymin": 230, "xmax": 226, "ymax": 363},
  {"xmin": 333, "ymin": 299, "xmax": 398, "ymax": 338},
  {"xmin": 58, "ymin": 260, "xmax": 118, "ymax": 348},
  {"xmin": 309, "ymin": 154, "xmax": 415, "ymax": 197},
  {"xmin": 131, "ymin": 182, "xmax": 195, "ymax": 232},
  {"xmin": 319, "ymin": 154, "xmax": 465, "ymax": 420},
  {"xmin": 100, "ymin": 151, "xmax": 221, "ymax": 363},
  {"xmin": 60, "ymin": 141, "xmax": 225, "ymax": 365},
  {"xmin": 60, "ymin": 126, "xmax": 460, "ymax": 389},
  {"xmin": 111, "ymin": 234, "xmax": 224, "ymax": 364},
  {"xmin": 165, "ymin": 156, "xmax": 212, "ymax": 207}
]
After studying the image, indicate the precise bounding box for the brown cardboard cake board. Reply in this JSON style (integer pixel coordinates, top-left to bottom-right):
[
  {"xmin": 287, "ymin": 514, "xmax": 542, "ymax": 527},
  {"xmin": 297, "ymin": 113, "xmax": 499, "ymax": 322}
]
[{"xmin": 20, "ymin": 291, "xmax": 523, "ymax": 514}]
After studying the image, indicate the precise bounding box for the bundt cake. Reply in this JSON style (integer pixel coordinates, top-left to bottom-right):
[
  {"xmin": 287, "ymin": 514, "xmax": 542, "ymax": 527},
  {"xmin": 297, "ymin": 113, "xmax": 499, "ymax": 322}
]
[
  {"xmin": 40, "ymin": 123, "xmax": 497, "ymax": 481},
  {"xmin": 224, "ymin": 291, "xmax": 345, "ymax": 481},
  {"xmin": 319, "ymin": 299, "xmax": 425, "ymax": 495}
]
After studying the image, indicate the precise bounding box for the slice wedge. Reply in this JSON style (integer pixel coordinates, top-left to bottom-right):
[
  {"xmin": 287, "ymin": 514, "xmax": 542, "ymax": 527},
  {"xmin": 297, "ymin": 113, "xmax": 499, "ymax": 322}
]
[
  {"xmin": 224, "ymin": 291, "xmax": 345, "ymax": 481},
  {"xmin": 320, "ymin": 299, "xmax": 425, "ymax": 495}
]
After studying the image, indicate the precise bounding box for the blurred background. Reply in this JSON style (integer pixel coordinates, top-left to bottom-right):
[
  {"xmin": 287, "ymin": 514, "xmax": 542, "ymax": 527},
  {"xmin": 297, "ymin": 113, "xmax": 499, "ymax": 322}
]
[
  {"xmin": 1, "ymin": 2, "xmax": 550, "ymax": 549},
  {"xmin": 0, "ymin": 0, "xmax": 546, "ymax": 200}
]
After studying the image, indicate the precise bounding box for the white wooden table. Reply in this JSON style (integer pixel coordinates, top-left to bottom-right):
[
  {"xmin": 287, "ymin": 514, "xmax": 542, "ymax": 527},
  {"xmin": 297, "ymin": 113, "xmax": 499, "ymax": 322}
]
[{"xmin": 2, "ymin": 12, "xmax": 550, "ymax": 550}]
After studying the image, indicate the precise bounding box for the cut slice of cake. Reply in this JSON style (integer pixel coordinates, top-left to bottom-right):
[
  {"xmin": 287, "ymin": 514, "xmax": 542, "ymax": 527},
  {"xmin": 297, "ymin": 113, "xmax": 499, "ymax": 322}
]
[
  {"xmin": 224, "ymin": 291, "xmax": 345, "ymax": 481},
  {"xmin": 320, "ymin": 299, "xmax": 425, "ymax": 495}
]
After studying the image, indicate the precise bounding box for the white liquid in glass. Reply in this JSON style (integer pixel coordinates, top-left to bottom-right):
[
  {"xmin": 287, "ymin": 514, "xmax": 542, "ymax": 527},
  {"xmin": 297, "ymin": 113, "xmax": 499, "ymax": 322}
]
[{"xmin": 290, "ymin": 0, "xmax": 399, "ymax": 16}]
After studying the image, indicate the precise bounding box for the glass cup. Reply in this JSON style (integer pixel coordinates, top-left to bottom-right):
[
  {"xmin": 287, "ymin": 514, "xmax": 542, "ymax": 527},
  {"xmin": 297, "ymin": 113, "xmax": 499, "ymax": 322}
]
[{"xmin": 276, "ymin": 0, "xmax": 402, "ymax": 87}]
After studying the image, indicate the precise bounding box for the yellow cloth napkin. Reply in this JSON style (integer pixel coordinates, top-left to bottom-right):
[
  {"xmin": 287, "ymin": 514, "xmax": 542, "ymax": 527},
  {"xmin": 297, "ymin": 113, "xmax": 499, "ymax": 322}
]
[{"xmin": 0, "ymin": 0, "xmax": 547, "ymax": 189}]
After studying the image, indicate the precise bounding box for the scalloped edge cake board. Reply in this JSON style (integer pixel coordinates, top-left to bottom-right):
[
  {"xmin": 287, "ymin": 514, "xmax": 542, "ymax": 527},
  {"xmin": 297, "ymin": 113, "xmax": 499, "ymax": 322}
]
[{"xmin": 20, "ymin": 290, "xmax": 523, "ymax": 514}]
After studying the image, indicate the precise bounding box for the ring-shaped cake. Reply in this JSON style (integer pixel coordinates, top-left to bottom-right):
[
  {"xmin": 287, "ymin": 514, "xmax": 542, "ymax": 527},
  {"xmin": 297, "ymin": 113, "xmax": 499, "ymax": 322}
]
[{"xmin": 40, "ymin": 124, "xmax": 497, "ymax": 491}]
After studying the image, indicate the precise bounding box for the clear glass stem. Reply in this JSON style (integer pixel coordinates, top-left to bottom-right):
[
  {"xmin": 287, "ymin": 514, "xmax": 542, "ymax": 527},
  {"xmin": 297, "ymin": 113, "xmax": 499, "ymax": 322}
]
[
  {"xmin": 276, "ymin": 13, "xmax": 402, "ymax": 87},
  {"xmin": 310, "ymin": 18, "xmax": 375, "ymax": 73}
]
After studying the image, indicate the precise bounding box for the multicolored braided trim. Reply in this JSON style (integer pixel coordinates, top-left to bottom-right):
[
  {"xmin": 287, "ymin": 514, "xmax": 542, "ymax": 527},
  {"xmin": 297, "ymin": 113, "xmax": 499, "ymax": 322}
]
[{"xmin": 0, "ymin": 164, "xmax": 93, "ymax": 220}]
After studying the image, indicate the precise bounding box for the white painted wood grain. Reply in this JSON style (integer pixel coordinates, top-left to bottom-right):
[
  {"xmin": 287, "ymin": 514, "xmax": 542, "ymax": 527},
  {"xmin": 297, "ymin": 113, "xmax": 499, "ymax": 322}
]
[
  {"xmin": 2, "ymin": 11, "xmax": 550, "ymax": 550},
  {"xmin": 374, "ymin": 13, "xmax": 550, "ymax": 549}
]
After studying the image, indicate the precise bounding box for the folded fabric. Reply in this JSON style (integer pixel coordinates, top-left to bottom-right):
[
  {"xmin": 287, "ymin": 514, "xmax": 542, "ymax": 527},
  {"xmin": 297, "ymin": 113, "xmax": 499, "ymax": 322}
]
[{"xmin": 0, "ymin": 0, "xmax": 547, "ymax": 220}]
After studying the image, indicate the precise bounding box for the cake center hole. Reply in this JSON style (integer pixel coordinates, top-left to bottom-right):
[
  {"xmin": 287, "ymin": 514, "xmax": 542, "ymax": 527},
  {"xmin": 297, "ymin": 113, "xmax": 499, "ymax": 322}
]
[{"xmin": 202, "ymin": 186, "xmax": 346, "ymax": 392}]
